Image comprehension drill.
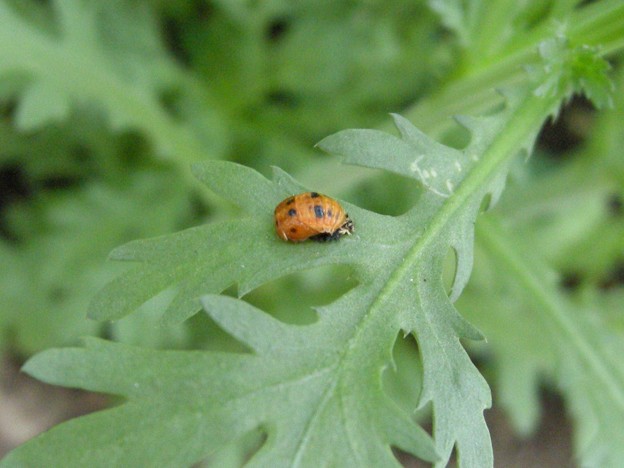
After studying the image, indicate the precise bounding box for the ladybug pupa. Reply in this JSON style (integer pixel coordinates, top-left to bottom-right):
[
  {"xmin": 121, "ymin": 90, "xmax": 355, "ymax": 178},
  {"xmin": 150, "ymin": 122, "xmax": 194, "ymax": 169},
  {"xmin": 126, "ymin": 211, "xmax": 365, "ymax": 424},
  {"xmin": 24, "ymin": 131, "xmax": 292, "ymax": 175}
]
[{"xmin": 274, "ymin": 192, "xmax": 354, "ymax": 242}]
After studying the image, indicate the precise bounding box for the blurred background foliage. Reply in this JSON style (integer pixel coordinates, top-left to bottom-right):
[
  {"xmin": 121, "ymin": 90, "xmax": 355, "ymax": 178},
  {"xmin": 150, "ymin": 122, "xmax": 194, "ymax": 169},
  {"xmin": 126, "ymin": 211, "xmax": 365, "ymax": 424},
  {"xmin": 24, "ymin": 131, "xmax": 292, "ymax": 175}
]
[
  {"xmin": 1, "ymin": 0, "xmax": 623, "ymax": 462},
  {"xmin": 1, "ymin": 0, "xmax": 454, "ymax": 355}
]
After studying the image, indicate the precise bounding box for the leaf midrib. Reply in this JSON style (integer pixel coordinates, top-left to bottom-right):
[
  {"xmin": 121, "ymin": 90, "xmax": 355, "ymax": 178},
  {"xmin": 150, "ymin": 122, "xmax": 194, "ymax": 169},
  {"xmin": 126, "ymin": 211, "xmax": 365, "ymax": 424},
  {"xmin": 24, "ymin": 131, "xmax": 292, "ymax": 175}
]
[
  {"xmin": 342, "ymin": 88, "xmax": 557, "ymax": 370},
  {"xmin": 303, "ymin": 86, "xmax": 560, "ymax": 465}
]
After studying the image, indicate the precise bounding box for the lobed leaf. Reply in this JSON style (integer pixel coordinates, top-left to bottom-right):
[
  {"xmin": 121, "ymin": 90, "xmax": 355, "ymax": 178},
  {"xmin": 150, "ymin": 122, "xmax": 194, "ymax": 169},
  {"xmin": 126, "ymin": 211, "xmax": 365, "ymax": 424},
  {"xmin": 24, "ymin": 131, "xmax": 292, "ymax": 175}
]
[
  {"xmin": 3, "ymin": 300, "xmax": 438, "ymax": 467},
  {"xmin": 5, "ymin": 28, "xmax": 617, "ymax": 467},
  {"xmin": 18, "ymin": 93, "xmax": 544, "ymax": 466}
]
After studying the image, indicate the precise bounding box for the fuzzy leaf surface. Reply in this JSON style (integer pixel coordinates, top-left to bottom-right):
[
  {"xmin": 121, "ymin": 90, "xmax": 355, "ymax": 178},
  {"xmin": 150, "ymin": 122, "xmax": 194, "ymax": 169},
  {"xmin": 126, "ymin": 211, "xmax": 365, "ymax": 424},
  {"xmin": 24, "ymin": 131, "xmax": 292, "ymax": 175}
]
[
  {"xmin": 9, "ymin": 99, "xmax": 540, "ymax": 467},
  {"xmin": 5, "ymin": 35, "xmax": 608, "ymax": 466},
  {"xmin": 3, "ymin": 300, "xmax": 439, "ymax": 466}
]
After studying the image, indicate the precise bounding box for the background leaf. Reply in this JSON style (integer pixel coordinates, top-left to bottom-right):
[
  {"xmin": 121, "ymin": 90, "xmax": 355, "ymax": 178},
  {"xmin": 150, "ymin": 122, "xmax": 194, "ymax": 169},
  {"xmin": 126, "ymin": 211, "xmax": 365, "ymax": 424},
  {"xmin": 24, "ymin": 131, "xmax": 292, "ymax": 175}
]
[
  {"xmin": 6, "ymin": 74, "xmax": 568, "ymax": 465},
  {"xmin": 1, "ymin": 0, "xmax": 624, "ymax": 466}
]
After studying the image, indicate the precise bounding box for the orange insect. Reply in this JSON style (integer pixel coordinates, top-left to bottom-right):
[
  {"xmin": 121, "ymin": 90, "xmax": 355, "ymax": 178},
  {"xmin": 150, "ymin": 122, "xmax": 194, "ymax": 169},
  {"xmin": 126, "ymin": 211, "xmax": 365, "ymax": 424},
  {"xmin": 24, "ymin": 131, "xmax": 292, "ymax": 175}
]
[{"xmin": 274, "ymin": 192, "xmax": 354, "ymax": 242}]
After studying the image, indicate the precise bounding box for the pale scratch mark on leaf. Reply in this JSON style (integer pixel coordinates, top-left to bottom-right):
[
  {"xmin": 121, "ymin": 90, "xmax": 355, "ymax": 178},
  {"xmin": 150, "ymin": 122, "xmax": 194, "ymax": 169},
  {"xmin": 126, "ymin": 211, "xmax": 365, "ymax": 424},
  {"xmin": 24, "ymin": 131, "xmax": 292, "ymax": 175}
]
[
  {"xmin": 446, "ymin": 180, "xmax": 455, "ymax": 194},
  {"xmin": 410, "ymin": 157, "xmax": 450, "ymax": 198}
]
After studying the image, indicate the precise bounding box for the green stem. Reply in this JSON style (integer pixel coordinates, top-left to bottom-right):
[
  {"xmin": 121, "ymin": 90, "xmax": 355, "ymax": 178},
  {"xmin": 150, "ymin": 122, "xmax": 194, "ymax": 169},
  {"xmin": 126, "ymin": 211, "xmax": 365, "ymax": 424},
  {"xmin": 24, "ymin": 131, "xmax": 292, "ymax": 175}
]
[{"xmin": 402, "ymin": 0, "xmax": 624, "ymax": 137}]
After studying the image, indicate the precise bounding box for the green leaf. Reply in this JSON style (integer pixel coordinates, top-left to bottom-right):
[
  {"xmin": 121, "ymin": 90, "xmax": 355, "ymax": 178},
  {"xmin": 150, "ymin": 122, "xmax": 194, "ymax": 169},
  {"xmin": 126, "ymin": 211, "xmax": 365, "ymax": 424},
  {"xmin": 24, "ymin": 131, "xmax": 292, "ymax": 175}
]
[
  {"xmin": 30, "ymin": 87, "xmax": 552, "ymax": 466},
  {"xmin": 3, "ymin": 322, "xmax": 437, "ymax": 467},
  {"xmin": 0, "ymin": 0, "xmax": 225, "ymax": 162},
  {"xmin": 6, "ymin": 24, "xmax": 608, "ymax": 463},
  {"xmin": 462, "ymin": 217, "xmax": 624, "ymax": 467},
  {"xmin": 1, "ymin": 1, "xmax": 623, "ymax": 466},
  {"xmin": 531, "ymin": 32, "xmax": 614, "ymax": 109},
  {"xmin": 458, "ymin": 62, "xmax": 624, "ymax": 460}
]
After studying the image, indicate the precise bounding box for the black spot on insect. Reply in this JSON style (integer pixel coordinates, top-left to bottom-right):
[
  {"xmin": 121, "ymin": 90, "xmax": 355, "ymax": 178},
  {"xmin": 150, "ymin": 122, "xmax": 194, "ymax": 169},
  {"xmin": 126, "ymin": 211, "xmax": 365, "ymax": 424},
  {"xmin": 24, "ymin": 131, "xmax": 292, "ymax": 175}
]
[
  {"xmin": 314, "ymin": 205, "xmax": 324, "ymax": 218},
  {"xmin": 286, "ymin": 198, "xmax": 295, "ymax": 205},
  {"xmin": 310, "ymin": 192, "xmax": 320, "ymax": 198},
  {"xmin": 288, "ymin": 208, "xmax": 297, "ymax": 217},
  {"xmin": 290, "ymin": 227, "xmax": 297, "ymax": 233},
  {"xmin": 328, "ymin": 209, "xmax": 333, "ymax": 218}
]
